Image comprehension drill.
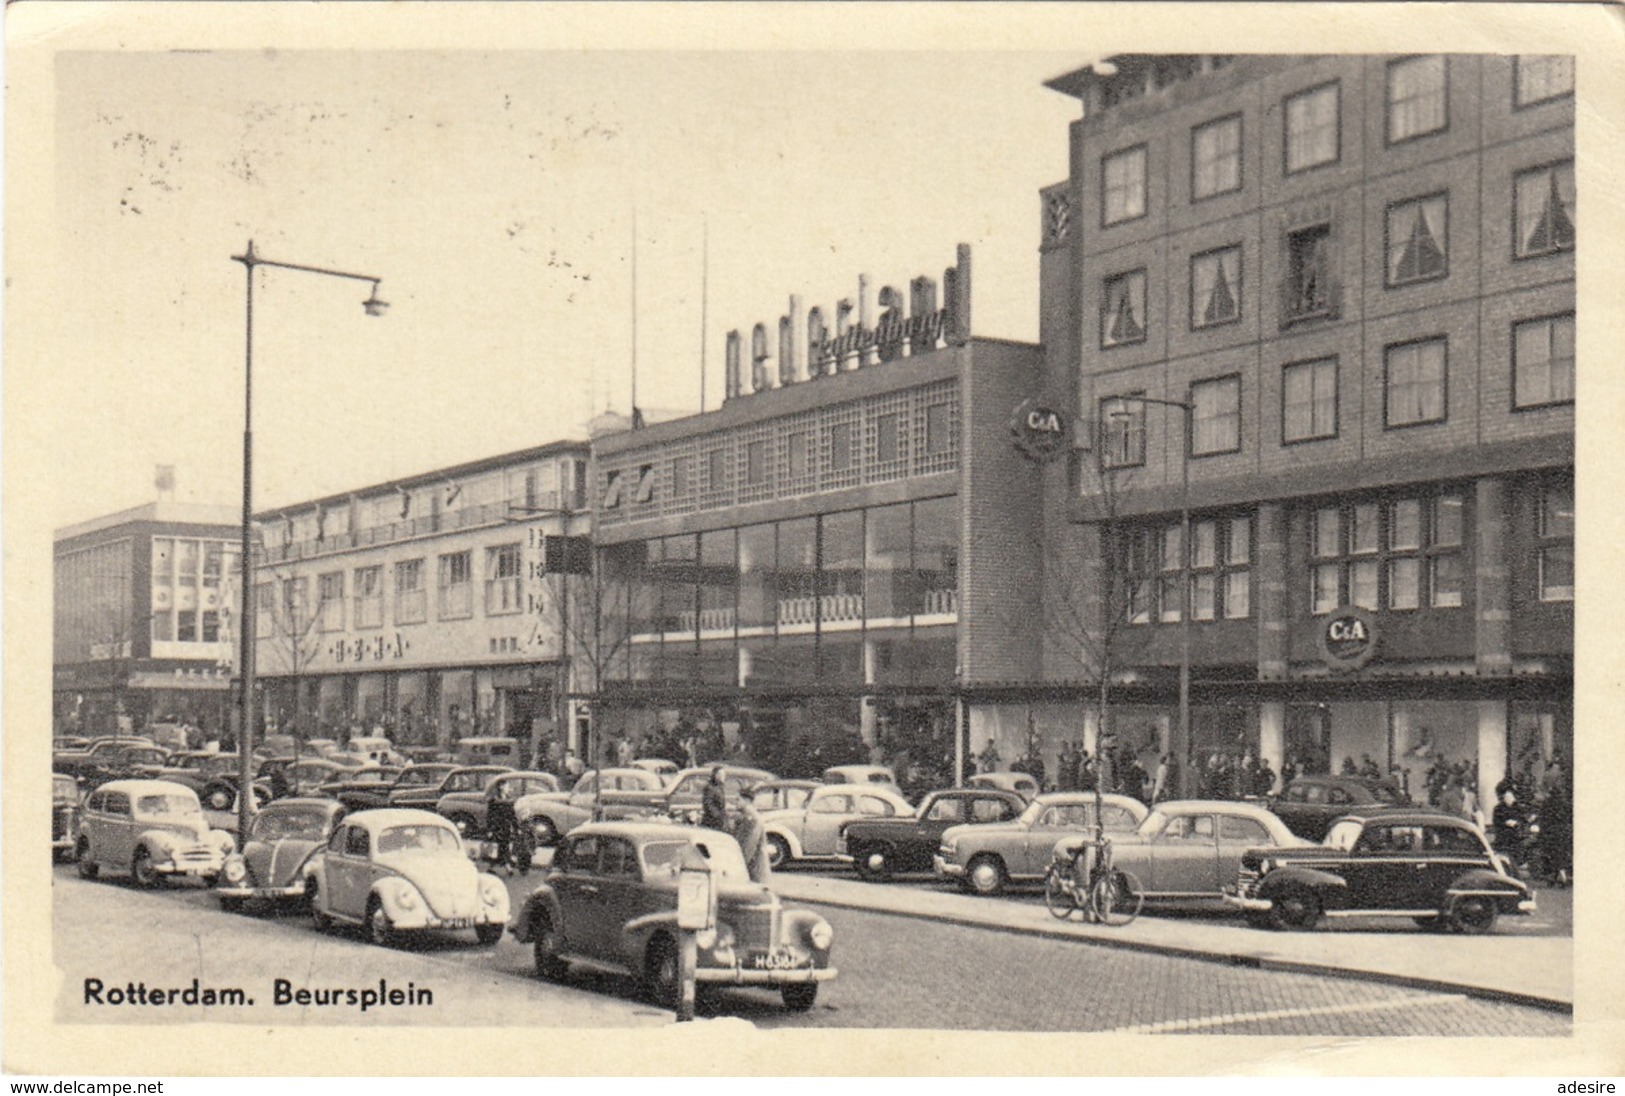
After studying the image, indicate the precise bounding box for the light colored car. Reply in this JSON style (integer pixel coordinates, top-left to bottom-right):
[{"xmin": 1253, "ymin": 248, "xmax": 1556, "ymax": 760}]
[
  {"xmin": 935, "ymin": 792, "xmax": 1149, "ymax": 895},
  {"xmin": 74, "ymin": 779, "xmax": 235, "ymax": 887},
  {"xmin": 761, "ymin": 783, "xmax": 914, "ymax": 867},
  {"xmin": 511, "ymin": 822, "xmax": 836, "ymax": 1011},
  {"xmin": 1053, "ymin": 799, "xmax": 1311, "ymax": 904},
  {"xmin": 344, "ymin": 736, "xmax": 409, "ymax": 768},
  {"xmin": 303, "ymin": 808, "xmax": 509, "ymax": 947},
  {"xmin": 750, "ymin": 779, "xmax": 822, "ymax": 814},
  {"xmin": 821, "ymin": 764, "xmax": 905, "ymax": 798},
  {"xmin": 516, "ymin": 768, "xmax": 670, "ymax": 847},
  {"xmin": 53, "ymin": 773, "xmax": 81, "ymax": 860},
  {"xmin": 966, "ymin": 771, "xmax": 1042, "ymax": 802},
  {"xmin": 630, "ymin": 758, "xmax": 680, "ymax": 782},
  {"xmin": 217, "ymin": 798, "xmax": 346, "ymax": 911}
]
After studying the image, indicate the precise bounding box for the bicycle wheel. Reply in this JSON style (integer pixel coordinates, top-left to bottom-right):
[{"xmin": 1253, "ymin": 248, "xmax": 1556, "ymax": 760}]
[
  {"xmin": 1090, "ymin": 869, "xmax": 1144, "ymax": 927},
  {"xmin": 1043, "ymin": 865, "xmax": 1077, "ymax": 919}
]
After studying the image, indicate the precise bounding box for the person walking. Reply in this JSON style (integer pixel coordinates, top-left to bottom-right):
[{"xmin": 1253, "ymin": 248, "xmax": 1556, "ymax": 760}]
[
  {"xmin": 700, "ymin": 765, "xmax": 729, "ymax": 832},
  {"xmin": 732, "ymin": 799, "xmax": 772, "ymax": 883},
  {"xmin": 486, "ymin": 783, "xmax": 521, "ymax": 876}
]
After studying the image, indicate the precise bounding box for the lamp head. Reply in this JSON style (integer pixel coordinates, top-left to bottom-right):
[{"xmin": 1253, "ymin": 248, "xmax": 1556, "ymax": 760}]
[{"xmin": 362, "ymin": 283, "xmax": 389, "ymax": 317}]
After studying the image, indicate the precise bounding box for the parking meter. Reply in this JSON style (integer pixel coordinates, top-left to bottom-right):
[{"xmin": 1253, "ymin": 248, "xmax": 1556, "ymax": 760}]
[{"xmin": 674, "ymin": 846, "xmax": 713, "ymax": 1021}]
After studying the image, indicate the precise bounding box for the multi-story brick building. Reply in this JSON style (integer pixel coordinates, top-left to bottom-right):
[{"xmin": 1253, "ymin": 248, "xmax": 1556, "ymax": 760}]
[{"xmin": 1021, "ymin": 54, "xmax": 1573, "ymax": 807}]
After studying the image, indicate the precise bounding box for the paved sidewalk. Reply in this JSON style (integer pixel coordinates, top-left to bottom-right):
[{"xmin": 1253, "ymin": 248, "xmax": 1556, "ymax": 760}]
[{"xmin": 768, "ymin": 871, "xmax": 1573, "ymax": 1010}]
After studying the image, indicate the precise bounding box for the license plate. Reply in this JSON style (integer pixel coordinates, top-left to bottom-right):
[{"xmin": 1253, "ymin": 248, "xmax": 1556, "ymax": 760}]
[
  {"xmin": 439, "ymin": 918, "xmax": 474, "ymax": 929},
  {"xmin": 748, "ymin": 949, "xmax": 811, "ymax": 971}
]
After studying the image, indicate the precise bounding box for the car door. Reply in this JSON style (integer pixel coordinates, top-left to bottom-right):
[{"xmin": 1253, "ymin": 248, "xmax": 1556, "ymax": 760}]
[
  {"xmin": 80, "ymin": 791, "xmax": 107, "ymax": 864},
  {"xmin": 550, "ymin": 835, "xmax": 602, "ymax": 956},
  {"xmin": 1146, "ymin": 813, "xmax": 1219, "ymax": 894},
  {"xmin": 1215, "ymin": 814, "xmax": 1274, "ymax": 896},
  {"xmin": 327, "ymin": 824, "xmax": 374, "ymax": 918},
  {"xmin": 101, "ymin": 791, "xmax": 136, "ymax": 868},
  {"xmin": 1346, "ymin": 822, "xmax": 1425, "ymax": 910},
  {"xmin": 591, "ymin": 837, "xmax": 643, "ymax": 959},
  {"xmin": 800, "ymin": 792, "xmax": 853, "ymax": 856},
  {"xmin": 909, "ymin": 795, "xmax": 967, "ymax": 869},
  {"xmin": 1021, "ymin": 805, "xmax": 1076, "ymax": 876}
]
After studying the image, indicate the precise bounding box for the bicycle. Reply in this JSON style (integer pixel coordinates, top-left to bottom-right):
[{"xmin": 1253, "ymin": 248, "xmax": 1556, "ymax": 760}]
[{"xmin": 1043, "ymin": 835, "xmax": 1143, "ymax": 926}]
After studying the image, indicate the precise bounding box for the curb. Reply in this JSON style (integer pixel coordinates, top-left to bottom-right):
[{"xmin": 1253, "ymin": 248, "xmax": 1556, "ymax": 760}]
[{"xmin": 783, "ymin": 888, "xmax": 1574, "ymax": 1015}]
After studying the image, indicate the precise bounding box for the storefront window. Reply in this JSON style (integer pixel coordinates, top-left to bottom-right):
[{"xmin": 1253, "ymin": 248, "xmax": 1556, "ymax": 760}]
[
  {"xmin": 913, "ymin": 497, "xmax": 958, "ymax": 616},
  {"xmin": 697, "ymin": 530, "xmax": 737, "ymax": 635},
  {"xmin": 656, "ymin": 535, "xmax": 698, "ymax": 636},
  {"xmin": 820, "ymin": 511, "xmax": 864, "ymax": 624},
  {"xmin": 737, "ymin": 524, "xmax": 776, "ymax": 630},
  {"xmin": 776, "ymin": 518, "xmax": 818, "ymax": 628},
  {"xmin": 864, "ymin": 503, "xmax": 912, "ymax": 621}
]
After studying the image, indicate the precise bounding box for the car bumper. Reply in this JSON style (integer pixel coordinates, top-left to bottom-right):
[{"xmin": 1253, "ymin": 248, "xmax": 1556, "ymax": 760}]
[
  {"xmin": 216, "ymin": 882, "xmax": 307, "ymax": 900},
  {"xmin": 933, "ymin": 855, "xmax": 964, "ymax": 878},
  {"xmin": 52, "ymin": 836, "xmax": 76, "ymax": 852},
  {"xmin": 696, "ymin": 965, "xmax": 838, "ymax": 987},
  {"xmin": 389, "ymin": 910, "xmax": 507, "ymax": 932},
  {"xmin": 1221, "ymin": 890, "xmax": 1271, "ymax": 913}
]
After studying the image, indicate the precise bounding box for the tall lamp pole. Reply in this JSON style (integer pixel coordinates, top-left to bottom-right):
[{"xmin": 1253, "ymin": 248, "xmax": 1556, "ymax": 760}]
[{"xmin": 231, "ymin": 240, "xmax": 386, "ymax": 840}]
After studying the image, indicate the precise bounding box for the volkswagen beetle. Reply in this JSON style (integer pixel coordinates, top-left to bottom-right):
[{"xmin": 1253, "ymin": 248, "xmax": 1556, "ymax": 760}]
[{"xmin": 216, "ymin": 798, "xmax": 346, "ymax": 912}]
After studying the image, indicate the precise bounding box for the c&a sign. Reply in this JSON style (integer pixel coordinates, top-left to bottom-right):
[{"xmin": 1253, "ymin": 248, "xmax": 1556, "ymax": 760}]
[
  {"xmin": 1010, "ymin": 399, "xmax": 1070, "ymax": 463},
  {"xmin": 1317, "ymin": 605, "xmax": 1378, "ymax": 671}
]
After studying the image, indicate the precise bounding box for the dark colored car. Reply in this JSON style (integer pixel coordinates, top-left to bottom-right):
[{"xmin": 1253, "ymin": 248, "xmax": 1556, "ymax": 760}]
[
  {"xmin": 511, "ymin": 821, "xmax": 836, "ymax": 1012},
  {"xmin": 1267, "ymin": 775, "xmax": 1409, "ymax": 841},
  {"xmin": 53, "ymin": 773, "xmax": 82, "ymax": 860},
  {"xmin": 53, "ymin": 738, "xmax": 171, "ymax": 789},
  {"xmin": 216, "ymin": 798, "xmax": 347, "ymax": 911},
  {"xmin": 141, "ymin": 751, "xmax": 272, "ymax": 812},
  {"xmin": 1225, "ymin": 811, "xmax": 1535, "ymax": 934},
  {"xmin": 838, "ymin": 788, "xmax": 1026, "ymax": 881},
  {"xmin": 663, "ymin": 766, "xmax": 776, "ymax": 824},
  {"xmin": 332, "ymin": 763, "xmax": 460, "ymax": 811},
  {"xmin": 388, "ymin": 765, "xmax": 513, "ymax": 810}
]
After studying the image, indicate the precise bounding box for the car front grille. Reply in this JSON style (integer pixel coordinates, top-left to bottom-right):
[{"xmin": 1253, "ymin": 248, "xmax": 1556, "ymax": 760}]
[
  {"xmin": 726, "ymin": 900, "xmax": 779, "ymax": 949},
  {"xmin": 175, "ymin": 846, "xmax": 217, "ymax": 865},
  {"xmin": 53, "ymin": 807, "xmax": 76, "ymax": 841},
  {"xmin": 1235, "ymin": 866, "xmax": 1261, "ymax": 899}
]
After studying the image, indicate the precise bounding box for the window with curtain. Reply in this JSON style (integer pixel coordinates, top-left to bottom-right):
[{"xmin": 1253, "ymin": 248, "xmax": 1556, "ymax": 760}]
[
  {"xmin": 1099, "ymin": 394, "xmax": 1146, "ymax": 469},
  {"xmin": 1385, "ymin": 338, "xmax": 1447, "ymax": 427},
  {"xmin": 1515, "ymin": 162, "xmax": 1575, "ymax": 259},
  {"xmin": 1191, "ymin": 246, "xmax": 1241, "ymax": 327},
  {"xmin": 1387, "ymin": 56, "xmax": 1447, "ymax": 142},
  {"xmin": 1101, "ymin": 270, "xmax": 1147, "ymax": 347},
  {"xmin": 1192, "ymin": 115, "xmax": 1242, "ymax": 200},
  {"xmin": 1192, "ymin": 376, "xmax": 1241, "ymax": 456},
  {"xmin": 1513, "ymin": 314, "xmax": 1575, "ymax": 409},
  {"xmin": 1386, "ymin": 194, "xmax": 1448, "ymax": 285},
  {"xmin": 1283, "ymin": 357, "xmax": 1338, "ymax": 443}
]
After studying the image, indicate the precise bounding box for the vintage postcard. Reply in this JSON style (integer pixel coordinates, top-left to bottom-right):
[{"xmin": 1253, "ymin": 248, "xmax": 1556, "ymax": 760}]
[{"xmin": 5, "ymin": 1, "xmax": 1622, "ymax": 1079}]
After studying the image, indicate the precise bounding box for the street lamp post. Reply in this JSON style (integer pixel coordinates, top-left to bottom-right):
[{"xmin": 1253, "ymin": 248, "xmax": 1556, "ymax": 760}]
[{"xmin": 231, "ymin": 240, "xmax": 386, "ymax": 839}]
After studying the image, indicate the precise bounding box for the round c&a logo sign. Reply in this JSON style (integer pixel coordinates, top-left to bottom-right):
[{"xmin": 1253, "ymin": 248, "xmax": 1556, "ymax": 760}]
[
  {"xmin": 1317, "ymin": 605, "xmax": 1378, "ymax": 670},
  {"xmin": 1011, "ymin": 399, "xmax": 1070, "ymax": 463}
]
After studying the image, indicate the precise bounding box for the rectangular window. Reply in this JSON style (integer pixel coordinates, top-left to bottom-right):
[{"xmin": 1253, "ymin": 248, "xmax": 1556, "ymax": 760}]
[
  {"xmin": 829, "ymin": 422, "xmax": 854, "ymax": 472},
  {"xmin": 485, "ymin": 544, "xmax": 522, "ymax": 616},
  {"xmin": 1310, "ymin": 494, "xmax": 1465, "ymax": 614},
  {"xmin": 1431, "ymin": 495, "xmax": 1464, "ymax": 608},
  {"xmin": 1387, "ymin": 56, "xmax": 1447, "ymax": 142},
  {"xmin": 438, "ymin": 551, "xmax": 472, "ymax": 620},
  {"xmin": 1539, "ymin": 482, "xmax": 1574, "ymax": 601},
  {"xmin": 785, "ymin": 432, "xmax": 810, "ymax": 479},
  {"xmin": 1515, "ymin": 55, "xmax": 1575, "ymax": 107},
  {"xmin": 354, "ymin": 565, "xmax": 383, "ymax": 629},
  {"xmin": 1191, "ymin": 520, "xmax": 1218, "ymax": 621},
  {"xmin": 1125, "ymin": 528, "xmax": 1155, "ymax": 625},
  {"xmin": 317, "ymin": 571, "xmax": 345, "ymax": 632},
  {"xmin": 924, "ymin": 403, "xmax": 953, "ymax": 455},
  {"xmin": 705, "ymin": 449, "xmax": 729, "ymax": 492},
  {"xmin": 1285, "ymin": 224, "xmax": 1335, "ymax": 321},
  {"xmin": 1515, "ymin": 162, "xmax": 1576, "ymax": 259},
  {"xmin": 1102, "ymin": 145, "xmax": 1147, "ymax": 226},
  {"xmin": 395, "ymin": 559, "xmax": 426, "ymax": 625},
  {"xmin": 1099, "ymin": 395, "xmax": 1146, "ymax": 469},
  {"xmin": 1101, "ymin": 269, "xmax": 1147, "ymax": 348},
  {"xmin": 1387, "ymin": 498, "xmax": 1423, "ymax": 610},
  {"xmin": 1126, "ymin": 514, "xmax": 1250, "ymax": 624},
  {"xmin": 1191, "ymin": 376, "xmax": 1241, "ymax": 456},
  {"xmin": 254, "ymin": 583, "xmax": 274, "ymax": 639},
  {"xmin": 1285, "ymin": 83, "xmax": 1339, "ymax": 173},
  {"xmin": 1159, "ymin": 525, "xmax": 1184, "ymax": 623},
  {"xmin": 1192, "ymin": 115, "xmax": 1242, "ymax": 200},
  {"xmin": 745, "ymin": 440, "xmax": 768, "ymax": 485},
  {"xmin": 1386, "ymin": 338, "xmax": 1447, "ymax": 427},
  {"xmin": 1513, "ymin": 314, "xmax": 1575, "ymax": 409},
  {"xmin": 1191, "ymin": 246, "xmax": 1242, "ymax": 328},
  {"xmin": 1224, "ymin": 516, "xmax": 1252, "ymax": 619},
  {"xmin": 671, "ymin": 455, "xmax": 692, "ymax": 498},
  {"xmin": 1283, "ymin": 357, "xmax": 1338, "ymax": 443},
  {"xmin": 1386, "ymin": 194, "xmax": 1448, "ymax": 285},
  {"xmin": 875, "ymin": 413, "xmax": 902, "ymax": 463},
  {"xmin": 201, "ymin": 610, "xmax": 220, "ymax": 643}
]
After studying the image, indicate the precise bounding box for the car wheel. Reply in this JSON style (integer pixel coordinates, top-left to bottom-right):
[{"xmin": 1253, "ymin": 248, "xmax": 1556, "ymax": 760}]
[
  {"xmin": 1268, "ymin": 884, "xmax": 1321, "ymax": 931},
  {"xmin": 766, "ymin": 835, "xmax": 791, "ymax": 869},
  {"xmin": 644, "ymin": 934, "xmax": 681, "ymax": 1009},
  {"xmin": 131, "ymin": 847, "xmax": 160, "ymax": 889},
  {"xmin": 965, "ymin": 855, "xmax": 1006, "ymax": 897},
  {"xmin": 781, "ymin": 983, "xmax": 818, "ymax": 1012},
  {"xmin": 854, "ymin": 846, "xmax": 893, "ymax": 883},
  {"xmin": 532, "ymin": 913, "xmax": 569, "ymax": 981},
  {"xmin": 365, "ymin": 897, "xmax": 396, "ymax": 948},
  {"xmin": 76, "ymin": 839, "xmax": 99, "ymax": 879},
  {"xmin": 532, "ymin": 818, "xmax": 559, "ymax": 848},
  {"xmin": 475, "ymin": 923, "xmax": 503, "ymax": 946},
  {"xmin": 204, "ymin": 785, "xmax": 234, "ymax": 812},
  {"xmin": 449, "ymin": 814, "xmax": 479, "ymax": 839},
  {"xmin": 1446, "ymin": 895, "xmax": 1498, "ymax": 935},
  {"xmin": 308, "ymin": 880, "xmax": 333, "ymax": 933}
]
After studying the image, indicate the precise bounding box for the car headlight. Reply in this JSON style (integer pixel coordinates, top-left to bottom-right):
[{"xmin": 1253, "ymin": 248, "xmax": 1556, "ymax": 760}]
[
  {"xmin": 222, "ymin": 857, "xmax": 248, "ymax": 884},
  {"xmin": 480, "ymin": 877, "xmax": 505, "ymax": 906},
  {"xmin": 394, "ymin": 886, "xmax": 418, "ymax": 910},
  {"xmin": 808, "ymin": 921, "xmax": 833, "ymax": 950}
]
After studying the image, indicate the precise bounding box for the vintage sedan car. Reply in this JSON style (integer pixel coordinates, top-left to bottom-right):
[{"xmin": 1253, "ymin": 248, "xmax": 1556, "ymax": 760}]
[
  {"xmin": 663, "ymin": 766, "xmax": 776, "ymax": 824},
  {"xmin": 316, "ymin": 765, "xmax": 403, "ymax": 801},
  {"xmin": 516, "ymin": 767, "xmax": 671, "ymax": 846},
  {"xmin": 631, "ymin": 757, "xmax": 680, "ymax": 782},
  {"xmin": 331, "ymin": 762, "xmax": 458, "ymax": 811},
  {"xmin": 821, "ymin": 764, "xmax": 905, "ymax": 797},
  {"xmin": 140, "ymin": 751, "xmax": 272, "ymax": 811},
  {"xmin": 1225, "ymin": 811, "xmax": 1536, "ymax": 934},
  {"xmin": 388, "ymin": 764, "xmax": 514, "ymax": 811},
  {"xmin": 437, "ymin": 770, "xmax": 561, "ymax": 837},
  {"xmin": 1054, "ymin": 800, "xmax": 1310, "ymax": 904},
  {"xmin": 749, "ymin": 779, "xmax": 822, "ymax": 814},
  {"xmin": 74, "ymin": 779, "xmax": 235, "ymax": 886},
  {"xmin": 53, "ymin": 773, "xmax": 82, "ymax": 860},
  {"xmin": 1267, "ymin": 775, "xmax": 1410, "ymax": 841},
  {"xmin": 966, "ymin": 771, "xmax": 1042, "ymax": 801},
  {"xmin": 53, "ymin": 738, "xmax": 171, "ymax": 790},
  {"xmin": 511, "ymin": 821, "xmax": 836, "ymax": 1011},
  {"xmin": 761, "ymin": 783, "xmax": 915, "ymax": 867},
  {"xmin": 935, "ymin": 792, "xmax": 1149, "ymax": 895},
  {"xmin": 216, "ymin": 798, "xmax": 346, "ymax": 911},
  {"xmin": 840, "ymin": 787, "xmax": 1027, "ymax": 881},
  {"xmin": 303, "ymin": 809, "xmax": 509, "ymax": 946}
]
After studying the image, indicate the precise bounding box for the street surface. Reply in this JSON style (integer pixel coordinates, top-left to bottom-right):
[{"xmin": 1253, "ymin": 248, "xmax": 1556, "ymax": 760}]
[{"xmin": 51, "ymin": 862, "xmax": 1570, "ymax": 1035}]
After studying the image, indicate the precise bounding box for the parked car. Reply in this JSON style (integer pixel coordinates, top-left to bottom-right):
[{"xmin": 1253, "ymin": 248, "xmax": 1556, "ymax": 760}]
[
  {"xmin": 252, "ymin": 735, "xmax": 300, "ymax": 763},
  {"xmin": 317, "ymin": 765, "xmax": 404, "ymax": 802},
  {"xmin": 389, "ymin": 765, "xmax": 514, "ymax": 811},
  {"xmin": 216, "ymin": 798, "xmax": 346, "ymax": 912},
  {"xmin": 334, "ymin": 763, "xmax": 460, "ymax": 812},
  {"xmin": 1054, "ymin": 800, "xmax": 1310, "ymax": 904},
  {"xmin": 839, "ymin": 787, "xmax": 1027, "ymax": 881},
  {"xmin": 1225, "ymin": 811, "xmax": 1536, "ymax": 934},
  {"xmin": 934, "ymin": 792, "xmax": 1149, "ymax": 895},
  {"xmin": 142, "ymin": 751, "xmax": 272, "ymax": 812},
  {"xmin": 1267, "ymin": 775, "xmax": 1410, "ymax": 841},
  {"xmin": 53, "ymin": 738, "xmax": 170, "ymax": 789},
  {"xmin": 663, "ymin": 766, "xmax": 776, "ymax": 824},
  {"xmin": 303, "ymin": 809, "xmax": 509, "ymax": 946},
  {"xmin": 511, "ymin": 821, "xmax": 836, "ymax": 1011},
  {"xmin": 74, "ymin": 779, "xmax": 235, "ymax": 887},
  {"xmin": 760, "ymin": 783, "xmax": 915, "ymax": 867},
  {"xmin": 269, "ymin": 758, "xmax": 364, "ymax": 800},
  {"xmin": 452, "ymin": 736, "xmax": 521, "ymax": 769},
  {"xmin": 821, "ymin": 765, "xmax": 905, "ymax": 798},
  {"xmin": 630, "ymin": 758, "xmax": 680, "ymax": 782},
  {"xmin": 343, "ymin": 736, "xmax": 409, "ymax": 768},
  {"xmin": 749, "ymin": 779, "xmax": 822, "ymax": 814},
  {"xmin": 54, "ymin": 735, "xmax": 94, "ymax": 753},
  {"xmin": 437, "ymin": 770, "xmax": 561, "ymax": 838},
  {"xmin": 516, "ymin": 768, "xmax": 671, "ymax": 847},
  {"xmin": 53, "ymin": 773, "xmax": 82, "ymax": 860},
  {"xmin": 966, "ymin": 771, "xmax": 1042, "ymax": 802}
]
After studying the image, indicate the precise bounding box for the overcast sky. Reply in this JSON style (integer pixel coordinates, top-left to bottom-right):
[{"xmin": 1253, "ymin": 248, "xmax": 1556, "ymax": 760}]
[{"xmin": 46, "ymin": 47, "xmax": 1082, "ymax": 528}]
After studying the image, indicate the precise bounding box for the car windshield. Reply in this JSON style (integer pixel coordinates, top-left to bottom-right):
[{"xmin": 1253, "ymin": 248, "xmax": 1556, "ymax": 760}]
[
  {"xmin": 136, "ymin": 794, "xmax": 201, "ymax": 818},
  {"xmin": 1325, "ymin": 819, "xmax": 1363, "ymax": 850},
  {"xmin": 640, "ymin": 838, "xmax": 751, "ymax": 883},
  {"xmin": 376, "ymin": 824, "xmax": 461, "ymax": 854},
  {"xmin": 252, "ymin": 809, "xmax": 332, "ymax": 842}
]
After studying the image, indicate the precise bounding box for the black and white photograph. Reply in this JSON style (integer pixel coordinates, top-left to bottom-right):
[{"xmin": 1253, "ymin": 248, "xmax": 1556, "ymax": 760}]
[{"xmin": 6, "ymin": 1, "xmax": 1622, "ymax": 1081}]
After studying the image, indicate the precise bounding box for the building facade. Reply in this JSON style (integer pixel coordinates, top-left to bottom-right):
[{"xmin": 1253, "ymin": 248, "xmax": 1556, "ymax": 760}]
[
  {"xmin": 245, "ymin": 441, "xmax": 592, "ymax": 758},
  {"xmin": 1025, "ymin": 54, "xmax": 1573, "ymax": 808},
  {"xmin": 53, "ymin": 502, "xmax": 241, "ymax": 736}
]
